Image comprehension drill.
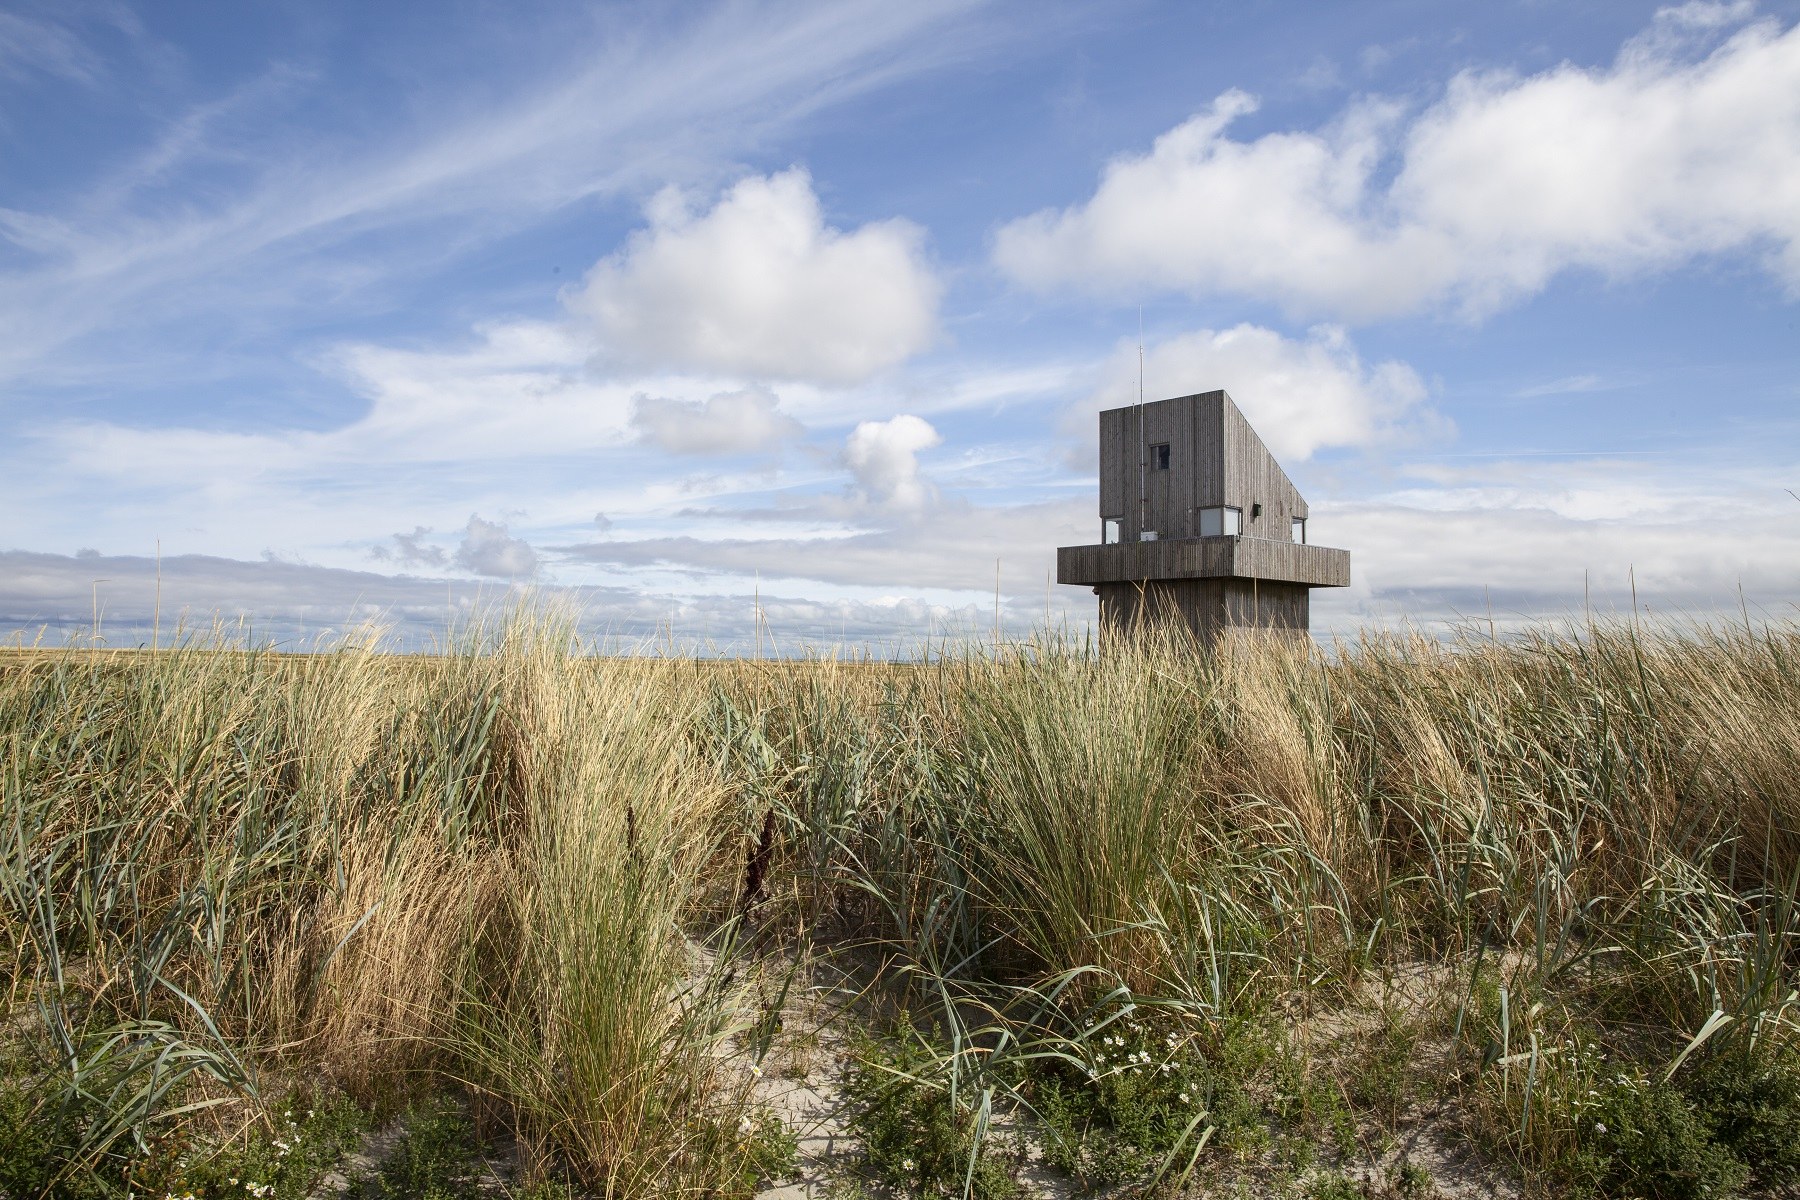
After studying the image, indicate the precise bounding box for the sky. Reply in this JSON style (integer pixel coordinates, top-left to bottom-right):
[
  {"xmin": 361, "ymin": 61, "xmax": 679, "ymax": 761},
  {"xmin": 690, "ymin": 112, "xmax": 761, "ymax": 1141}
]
[{"xmin": 2, "ymin": 0, "xmax": 1798, "ymax": 653}]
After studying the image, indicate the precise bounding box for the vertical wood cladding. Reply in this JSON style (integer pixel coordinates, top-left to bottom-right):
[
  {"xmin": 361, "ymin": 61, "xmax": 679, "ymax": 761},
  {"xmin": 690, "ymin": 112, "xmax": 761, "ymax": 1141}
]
[
  {"xmin": 1057, "ymin": 538, "xmax": 1350, "ymax": 588},
  {"xmin": 1098, "ymin": 390, "xmax": 1308, "ymax": 542},
  {"xmin": 1073, "ymin": 387, "xmax": 1348, "ymax": 649},
  {"xmin": 1094, "ymin": 580, "xmax": 1311, "ymax": 646}
]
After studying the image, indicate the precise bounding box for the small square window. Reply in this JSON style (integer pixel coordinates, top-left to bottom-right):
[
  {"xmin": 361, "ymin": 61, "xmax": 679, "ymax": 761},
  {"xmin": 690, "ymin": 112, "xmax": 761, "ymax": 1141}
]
[
  {"xmin": 1198, "ymin": 506, "xmax": 1242, "ymax": 537},
  {"xmin": 1150, "ymin": 443, "xmax": 1170, "ymax": 470}
]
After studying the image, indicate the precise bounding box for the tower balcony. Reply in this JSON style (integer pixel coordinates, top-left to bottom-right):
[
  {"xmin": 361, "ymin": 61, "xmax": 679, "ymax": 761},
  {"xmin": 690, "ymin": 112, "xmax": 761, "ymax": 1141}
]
[{"xmin": 1057, "ymin": 535, "xmax": 1351, "ymax": 589}]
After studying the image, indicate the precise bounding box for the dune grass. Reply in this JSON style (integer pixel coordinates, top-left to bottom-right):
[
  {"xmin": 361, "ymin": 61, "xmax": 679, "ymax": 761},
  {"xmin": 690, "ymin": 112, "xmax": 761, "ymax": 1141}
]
[{"xmin": 2, "ymin": 611, "xmax": 1798, "ymax": 1197}]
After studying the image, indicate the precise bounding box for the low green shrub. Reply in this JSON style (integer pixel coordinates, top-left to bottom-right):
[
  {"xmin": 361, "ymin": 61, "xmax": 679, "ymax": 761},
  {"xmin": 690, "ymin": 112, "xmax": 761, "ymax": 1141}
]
[
  {"xmin": 1568, "ymin": 1077, "xmax": 1749, "ymax": 1200},
  {"xmin": 843, "ymin": 1013, "xmax": 1020, "ymax": 1199},
  {"xmin": 1030, "ymin": 1010, "xmax": 1231, "ymax": 1188},
  {"xmin": 1680, "ymin": 1048, "xmax": 1800, "ymax": 1191},
  {"xmin": 0, "ymin": 1060, "xmax": 112, "ymax": 1200},
  {"xmin": 376, "ymin": 1099, "xmax": 483, "ymax": 1200},
  {"xmin": 741, "ymin": 1106, "xmax": 801, "ymax": 1190},
  {"xmin": 167, "ymin": 1089, "xmax": 369, "ymax": 1200}
]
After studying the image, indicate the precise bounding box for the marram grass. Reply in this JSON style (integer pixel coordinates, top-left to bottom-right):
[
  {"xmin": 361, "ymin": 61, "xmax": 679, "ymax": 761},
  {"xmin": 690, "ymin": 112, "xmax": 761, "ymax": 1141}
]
[{"xmin": 3, "ymin": 611, "xmax": 1798, "ymax": 1197}]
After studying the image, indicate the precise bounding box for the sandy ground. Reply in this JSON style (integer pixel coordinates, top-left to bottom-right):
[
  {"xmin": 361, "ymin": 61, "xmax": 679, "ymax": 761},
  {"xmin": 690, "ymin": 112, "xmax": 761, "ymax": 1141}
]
[
  {"xmin": 748, "ymin": 955, "xmax": 1523, "ymax": 1200},
  {"xmin": 298, "ymin": 953, "xmax": 1523, "ymax": 1199}
]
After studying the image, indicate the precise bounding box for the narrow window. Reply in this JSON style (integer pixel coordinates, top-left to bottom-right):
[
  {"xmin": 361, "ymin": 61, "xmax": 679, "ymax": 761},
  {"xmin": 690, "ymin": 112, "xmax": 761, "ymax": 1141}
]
[
  {"xmin": 1223, "ymin": 505, "xmax": 1242, "ymax": 536},
  {"xmin": 1291, "ymin": 517, "xmax": 1306, "ymax": 544},
  {"xmin": 1102, "ymin": 518, "xmax": 1122, "ymax": 544},
  {"xmin": 1150, "ymin": 443, "xmax": 1170, "ymax": 470}
]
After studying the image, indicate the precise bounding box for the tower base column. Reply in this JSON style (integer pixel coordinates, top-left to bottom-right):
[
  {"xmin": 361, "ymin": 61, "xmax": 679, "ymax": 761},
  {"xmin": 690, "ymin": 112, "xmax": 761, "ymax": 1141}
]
[{"xmin": 1094, "ymin": 578, "xmax": 1310, "ymax": 648}]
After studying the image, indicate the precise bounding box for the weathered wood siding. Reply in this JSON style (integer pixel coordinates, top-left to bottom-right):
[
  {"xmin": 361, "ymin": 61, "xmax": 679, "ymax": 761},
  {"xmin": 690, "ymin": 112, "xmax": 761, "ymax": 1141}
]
[
  {"xmin": 1077, "ymin": 387, "xmax": 1349, "ymax": 648},
  {"xmin": 1097, "ymin": 390, "xmax": 1310, "ymax": 542},
  {"xmin": 1221, "ymin": 396, "xmax": 1307, "ymax": 535},
  {"xmin": 1058, "ymin": 538, "xmax": 1350, "ymax": 588},
  {"xmin": 1094, "ymin": 579, "xmax": 1311, "ymax": 646}
]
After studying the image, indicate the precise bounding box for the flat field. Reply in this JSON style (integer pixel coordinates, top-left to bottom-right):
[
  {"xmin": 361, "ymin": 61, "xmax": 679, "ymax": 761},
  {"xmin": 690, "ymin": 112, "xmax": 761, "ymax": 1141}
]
[{"xmin": 4, "ymin": 615, "xmax": 1799, "ymax": 1199}]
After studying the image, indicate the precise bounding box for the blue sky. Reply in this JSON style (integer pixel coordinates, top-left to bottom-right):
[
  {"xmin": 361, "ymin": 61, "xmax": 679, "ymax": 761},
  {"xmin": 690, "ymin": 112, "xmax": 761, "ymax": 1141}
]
[{"xmin": 3, "ymin": 0, "xmax": 1798, "ymax": 651}]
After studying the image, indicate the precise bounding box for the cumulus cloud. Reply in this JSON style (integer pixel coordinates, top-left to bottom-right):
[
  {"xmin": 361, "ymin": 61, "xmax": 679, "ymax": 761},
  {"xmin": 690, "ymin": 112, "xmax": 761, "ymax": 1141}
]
[
  {"xmin": 1079, "ymin": 323, "xmax": 1435, "ymax": 463},
  {"xmin": 842, "ymin": 414, "xmax": 943, "ymax": 508},
  {"xmin": 630, "ymin": 386, "xmax": 805, "ymax": 455},
  {"xmin": 567, "ymin": 169, "xmax": 940, "ymax": 384},
  {"xmin": 455, "ymin": 515, "xmax": 538, "ymax": 579},
  {"xmin": 995, "ymin": 5, "xmax": 1800, "ymax": 320},
  {"xmin": 370, "ymin": 526, "xmax": 447, "ymax": 568}
]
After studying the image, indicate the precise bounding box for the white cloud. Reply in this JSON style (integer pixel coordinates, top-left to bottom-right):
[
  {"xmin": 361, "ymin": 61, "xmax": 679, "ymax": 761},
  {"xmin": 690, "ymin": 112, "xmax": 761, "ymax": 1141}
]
[
  {"xmin": 371, "ymin": 526, "xmax": 447, "ymax": 568},
  {"xmin": 630, "ymin": 386, "xmax": 805, "ymax": 455},
  {"xmin": 0, "ymin": 11, "xmax": 104, "ymax": 88},
  {"xmin": 994, "ymin": 6, "xmax": 1800, "ymax": 320},
  {"xmin": 1513, "ymin": 373, "xmax": 1612, "ymax": 398},
  {"xmin": 1080, "ymin": 323, "xmax": 1435, "ymax": 462},
  {"xmin": 1314, "ymin": 454, "xmax": 1800, "ymax": 633},
  {"xmin": 0, "ymin": 1, "xmax": 987, "ymax": 389},
  {"xmin": 842, "ymin": 414, "xmax": 943, "ymax": 508},
  {"xmin": 455, "ymin": 515, "xmax": 538, "ymax": 579},
  {"xmin": 566, "ymin": 169, "xmax": 940, "ymax": 384},
  {"xmin": 0, "ymin": 548, "xmax": 1073, "ymax": 656}
]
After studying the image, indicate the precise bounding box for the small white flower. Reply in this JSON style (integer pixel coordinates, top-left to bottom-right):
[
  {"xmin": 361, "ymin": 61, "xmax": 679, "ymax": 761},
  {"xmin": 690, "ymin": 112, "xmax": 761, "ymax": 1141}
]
[
  {"xmin": 1179, "ymin": 1092, "xmax": 1192, "ymax": 1104},
  {"xmin": 1594, "ymin": 1122, "xmax": 1608, "ymax": 1134},
  {"xmin": 901, "ymin": 1157, "xmax": 916, "ymax": 1172}
]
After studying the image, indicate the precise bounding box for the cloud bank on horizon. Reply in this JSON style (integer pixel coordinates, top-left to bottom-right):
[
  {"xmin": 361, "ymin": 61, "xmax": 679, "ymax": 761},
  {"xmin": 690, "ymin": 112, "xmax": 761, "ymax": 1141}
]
[{"xmin": 1, "ymin": 0, "xmax": 1796, "ymax": 651}]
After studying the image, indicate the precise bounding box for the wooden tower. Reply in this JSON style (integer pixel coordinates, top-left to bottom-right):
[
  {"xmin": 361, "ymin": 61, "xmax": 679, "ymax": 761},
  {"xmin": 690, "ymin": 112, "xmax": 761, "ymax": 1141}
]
[{"xmin": 1056, "ymin": 389, "xmax": 1350, "ymax": 645}]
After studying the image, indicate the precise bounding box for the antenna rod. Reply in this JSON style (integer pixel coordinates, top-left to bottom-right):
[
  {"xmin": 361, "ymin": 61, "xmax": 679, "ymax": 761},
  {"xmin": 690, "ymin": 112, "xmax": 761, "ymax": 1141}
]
[{"xmin": 1137, "ymin": 308, "xmax": 1146, "ymax": 538}]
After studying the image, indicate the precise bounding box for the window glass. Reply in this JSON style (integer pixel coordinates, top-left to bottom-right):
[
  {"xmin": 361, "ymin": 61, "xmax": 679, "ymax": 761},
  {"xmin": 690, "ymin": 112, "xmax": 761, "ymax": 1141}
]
[
  {"xmin": 1150, "ymin": 443, "xmax": 1170, "ymax": 470},
  {"xmin": 1103, "ymin": 518, "xmax": 1122, "ymax": 544},
  {"xmin": 1291, "ymin": 517, "xmax": 1306, "ymax": 544},
  {"xmin": 1223, "ymin": 506, "xmax": 1242, "ymax": 536},
  {"xmin": 1199, "ymin": 507, "xmax": 1222, "ymax": 537}
]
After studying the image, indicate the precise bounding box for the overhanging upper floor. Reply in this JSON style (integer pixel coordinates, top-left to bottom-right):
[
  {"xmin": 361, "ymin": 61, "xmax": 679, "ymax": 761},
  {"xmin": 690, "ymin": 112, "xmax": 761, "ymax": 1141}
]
[{"xmin": 1057, "ymin": 536, "xmax": 1351, "ymax": 588}]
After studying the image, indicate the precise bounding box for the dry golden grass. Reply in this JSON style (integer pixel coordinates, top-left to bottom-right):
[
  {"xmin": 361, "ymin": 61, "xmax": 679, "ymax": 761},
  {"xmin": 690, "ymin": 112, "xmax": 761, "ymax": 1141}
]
[{"xmin": 3, "ymin": 610, "xmax": 1798, "ymax": 1196}]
